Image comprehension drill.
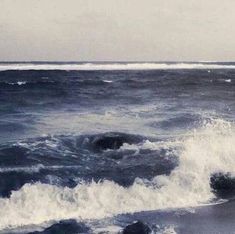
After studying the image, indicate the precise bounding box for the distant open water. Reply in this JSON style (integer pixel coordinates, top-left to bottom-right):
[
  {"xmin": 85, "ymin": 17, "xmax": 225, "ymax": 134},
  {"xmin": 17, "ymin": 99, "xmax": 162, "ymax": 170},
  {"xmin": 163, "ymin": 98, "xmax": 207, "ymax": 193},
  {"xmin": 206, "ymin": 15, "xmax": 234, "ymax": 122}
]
[{"xmin": 0, "ymin": 62, "xmax": 235, "ymax": 233}]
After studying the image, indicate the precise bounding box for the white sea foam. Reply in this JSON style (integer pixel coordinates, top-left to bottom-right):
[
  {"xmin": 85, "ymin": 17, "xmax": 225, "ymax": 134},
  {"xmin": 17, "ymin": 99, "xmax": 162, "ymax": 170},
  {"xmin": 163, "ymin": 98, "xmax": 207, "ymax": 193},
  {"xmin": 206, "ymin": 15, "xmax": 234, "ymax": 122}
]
[
  {"xmin": 159, "ymin": 226, "xmax": 178, "ymax": 234},
  {"xmin": 120, "ymin": 139, "xmax": 182, "ymax": 152},
  {"xmin": 0, "ymin": 118, "xmax": 235, "ymax": 230},
  {"xmin": 6, "ymin": 81, "xmax": 27, "ymax": 85},
  {"xmin": 17, "ymin": 81, "xmax": 27, "ymax": 85},
  {"xmin": 92, "ymin": 225, "xmax": 122, "ymax": 234},
  {"xmin": 0, "ymin": 165, "xmax": 82, "ymax": 174},
  {"xmin": 102, "ymin": 80, "xmax": 113, "ymax": 83},
  {"xmin": 0, "ymin": 63, "xmax": 235, "ymax": 71}
]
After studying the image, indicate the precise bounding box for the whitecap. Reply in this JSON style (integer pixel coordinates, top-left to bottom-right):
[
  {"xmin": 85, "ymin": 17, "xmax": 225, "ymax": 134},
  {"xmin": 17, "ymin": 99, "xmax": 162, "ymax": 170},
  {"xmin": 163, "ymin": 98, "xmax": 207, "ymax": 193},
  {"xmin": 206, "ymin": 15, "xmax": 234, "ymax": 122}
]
[
  {"xmin": 102, "ymin": 80, "xmax": 113, "ymax": 83},
  {"xmin": 1, "ymin": 63, "xmax": 235, "ymax": 71}
]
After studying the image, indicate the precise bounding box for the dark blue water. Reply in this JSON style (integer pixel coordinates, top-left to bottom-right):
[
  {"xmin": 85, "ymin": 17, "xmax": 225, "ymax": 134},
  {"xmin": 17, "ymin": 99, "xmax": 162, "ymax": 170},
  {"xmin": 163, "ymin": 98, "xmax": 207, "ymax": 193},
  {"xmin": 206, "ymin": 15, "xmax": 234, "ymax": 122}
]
[{"xmin": 0, "ymin": 63, "xmax": 235, "ymax": 233}]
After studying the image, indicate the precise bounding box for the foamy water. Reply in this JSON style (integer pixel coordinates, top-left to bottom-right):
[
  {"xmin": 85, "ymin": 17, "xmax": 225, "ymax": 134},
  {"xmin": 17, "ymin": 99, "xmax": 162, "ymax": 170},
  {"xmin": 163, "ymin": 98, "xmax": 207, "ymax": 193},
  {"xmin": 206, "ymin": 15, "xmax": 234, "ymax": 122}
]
[{"xmin": 0, "ymin": 119, "xmax": 234, "ymax": 230}]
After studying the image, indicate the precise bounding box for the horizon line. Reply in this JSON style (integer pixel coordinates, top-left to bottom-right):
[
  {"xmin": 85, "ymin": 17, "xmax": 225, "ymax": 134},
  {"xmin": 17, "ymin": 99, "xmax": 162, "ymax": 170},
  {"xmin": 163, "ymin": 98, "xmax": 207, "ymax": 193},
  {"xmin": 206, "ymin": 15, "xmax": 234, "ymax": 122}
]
[{"xmin": 0, "ymin": 60, "xmax": 235, "ymax": 63}]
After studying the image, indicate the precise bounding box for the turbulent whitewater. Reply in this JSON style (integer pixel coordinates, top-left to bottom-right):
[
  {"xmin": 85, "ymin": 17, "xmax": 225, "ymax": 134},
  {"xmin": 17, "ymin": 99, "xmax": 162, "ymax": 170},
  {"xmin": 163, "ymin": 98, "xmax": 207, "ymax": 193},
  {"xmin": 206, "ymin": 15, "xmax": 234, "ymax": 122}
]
[
  {"xmin": 0, "ymin": 63, "xmax": 234, "ymax": 233},
  {"xmin": 1, "ymin": 62, "xmax": 235, "ymax": 71}
]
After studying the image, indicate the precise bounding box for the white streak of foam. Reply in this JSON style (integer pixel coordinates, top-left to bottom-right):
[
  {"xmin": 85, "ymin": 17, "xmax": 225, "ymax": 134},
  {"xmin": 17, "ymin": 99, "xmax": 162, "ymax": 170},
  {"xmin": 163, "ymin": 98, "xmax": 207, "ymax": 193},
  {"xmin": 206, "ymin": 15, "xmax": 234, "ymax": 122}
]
[
  {"xmin": 102, "ymin": 80, "xmax": 113, "ymax": 83},
  {"xmin": 120, "ymin": 140, "xmax": 182, "ymax": 152},
  {"xmin": 0, "ymin": 165, "xmax": 82, "ymax": 173},
  {"xmin": 1, "ymin": 63, "xmax": 235, "ymax": 71},
  {"xmin": 0, "ymin": 119, "xmax": 235, "ymax": 230},
  {"xmin": 7, "ymin": 81, "xmax": 27, "ymax": 86}
]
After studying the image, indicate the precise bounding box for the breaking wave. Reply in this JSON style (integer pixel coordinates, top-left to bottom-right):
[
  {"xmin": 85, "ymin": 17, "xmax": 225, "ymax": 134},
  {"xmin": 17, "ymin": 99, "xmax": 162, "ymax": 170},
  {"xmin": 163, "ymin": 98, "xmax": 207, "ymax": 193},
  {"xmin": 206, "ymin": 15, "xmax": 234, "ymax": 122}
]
[
  {"xmin": 0, "ymin": 118, "xmax": 234, "ymax": 230},
  {"xmin": 1, "ymin": 62, "xmax": 235, "ymax": 71}
]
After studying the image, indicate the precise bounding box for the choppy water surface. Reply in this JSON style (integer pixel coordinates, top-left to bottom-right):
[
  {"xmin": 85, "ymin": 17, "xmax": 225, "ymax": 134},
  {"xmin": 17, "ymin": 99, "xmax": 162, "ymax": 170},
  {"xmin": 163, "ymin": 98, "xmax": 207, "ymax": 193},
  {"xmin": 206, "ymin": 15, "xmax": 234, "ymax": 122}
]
[{"xmin": 0, "ymin": 62, "xmax": 235, "ymax": 233}]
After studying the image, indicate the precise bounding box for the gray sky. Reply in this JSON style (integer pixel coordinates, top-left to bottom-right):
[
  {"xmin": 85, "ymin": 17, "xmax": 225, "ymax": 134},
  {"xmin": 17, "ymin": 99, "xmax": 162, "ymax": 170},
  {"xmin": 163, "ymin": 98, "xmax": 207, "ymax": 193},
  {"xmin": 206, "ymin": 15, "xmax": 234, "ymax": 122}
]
[{"xmin": 0, "ymin": 0, "xmax": 235, "ymax": 61}]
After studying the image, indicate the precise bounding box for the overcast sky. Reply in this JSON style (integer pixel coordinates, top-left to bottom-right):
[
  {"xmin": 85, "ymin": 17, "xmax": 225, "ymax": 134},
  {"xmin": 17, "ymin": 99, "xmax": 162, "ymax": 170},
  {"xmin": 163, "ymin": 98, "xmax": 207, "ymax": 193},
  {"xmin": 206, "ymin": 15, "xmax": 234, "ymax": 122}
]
[{"xmin": 0, "ymin": 0, "xmax": 235, "ymax": 61}]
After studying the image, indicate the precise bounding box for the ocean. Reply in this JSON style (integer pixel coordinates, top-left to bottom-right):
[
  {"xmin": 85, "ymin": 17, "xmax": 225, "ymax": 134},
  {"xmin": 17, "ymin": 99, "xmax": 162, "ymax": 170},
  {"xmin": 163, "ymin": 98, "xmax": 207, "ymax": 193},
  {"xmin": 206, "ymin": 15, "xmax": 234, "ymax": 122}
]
[{"xmin": 0, "ymin": 62, "xmax": 235, "ymax": 233}]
